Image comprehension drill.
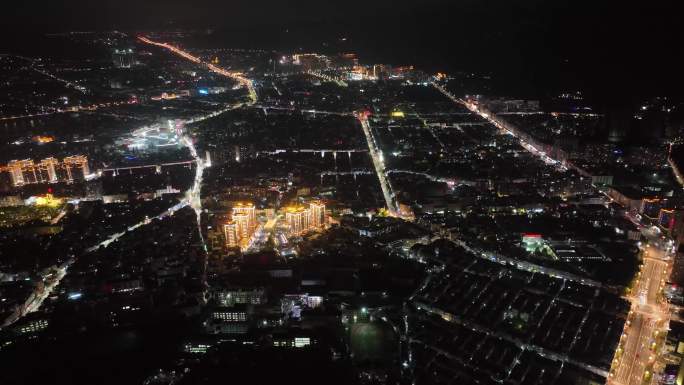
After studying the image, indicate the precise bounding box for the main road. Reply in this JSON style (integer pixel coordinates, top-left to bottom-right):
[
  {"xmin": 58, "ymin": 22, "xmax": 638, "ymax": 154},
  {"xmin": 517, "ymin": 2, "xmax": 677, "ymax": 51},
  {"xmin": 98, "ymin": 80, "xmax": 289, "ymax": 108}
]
[
  {"xmin": 356, "ymin": 111, "xmax": 399, "ymax": 216},
  {"xmin": 609, "ymin": 241, "xmax": 671, "ymax": 385},
  {"xmin": 431, "ymin": 81, "xmax": 565, "ymax": 169}
]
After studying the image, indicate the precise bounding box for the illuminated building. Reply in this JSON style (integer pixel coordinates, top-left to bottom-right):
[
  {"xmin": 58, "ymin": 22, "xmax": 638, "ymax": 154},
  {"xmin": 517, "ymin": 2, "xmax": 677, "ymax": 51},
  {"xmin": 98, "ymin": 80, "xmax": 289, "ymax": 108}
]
[
  {"xmin": 18, "ymin": 160, "xmax": 38, "ymax": 185},
  {"xmin": 233, "ymin": 213, "xmax": 250, "ymax": 246},
  {"xmin": 309, "ymin": 201, "xmax": 326, "ymax": 228},
  {"xmin": 37, "ymin": 157, "xmax": 59, "ymax": 183},
  {"xmin": 14, "ymin": 317, "xmax": 49, "ymax": 335},
  {"xmin": 286, "ymin": 206, "xmax": 310, "ymax": 235},
  {"xmin": 214, "ymin": 287, "xmax": 265, "ymax": 306},
  {"xmin": 6, "ymin": 160, "xmax": 24, "ymax": 186},
  {"xmin": 272, "ymin": 335, "xmax": 315, "ymax": 348},
  {"xmin": 232, "ymin": 202, "xmax": 256, "ymax": 232},
  {"xmin": 292, "ymin": 53, "xmax": 329, "ymax": 71},
  {"xmin": 285, "ymin": 202, "xmax": 326, "ymax": 235},
  {"xmin": 222, "ymin": 203, "xmax": 258, "ymax": 249},
  {"xmin": 112, "ymin": 48, "xmax": 134, "ymax": 68},
  {"xmin": 373, "ymin": 64, "xmax": 388, "ymax": 80},
  {"xmin": 212, "ymin": 306, "xmax": 248, "ymax": 322},
  {"xmin": 223, "ymin": 222, "xmax": 239, "ymax": 248},
  {"xmin": 63, "ymin": 155, "xmax": 90, "ymax": 183},
  {"xmin": 521, "ymin": 233, "xmax": 542, "ymax": 249},
  {"xmin": 5, "ymin": 156, "xmax": 89, "ymax": 186}
]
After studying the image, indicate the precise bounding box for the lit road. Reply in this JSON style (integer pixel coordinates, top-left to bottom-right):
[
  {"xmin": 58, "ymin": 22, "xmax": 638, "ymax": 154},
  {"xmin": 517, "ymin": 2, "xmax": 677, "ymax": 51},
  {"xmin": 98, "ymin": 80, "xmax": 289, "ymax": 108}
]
[
  {"xmin": 30, "ymin": 64, "xmax": 88, "ymax": 94},
  {"xmin": 138, "ymin": 36, "xmax": 257, "ymax": 104},
  {"xmin": 255, "ymin": 105, "xmax": 352, "ymax": 117},
  {"xmin": 609, "ymin": 240, "xmax": 671, "ymax": 385},
  {"xmin": 432, "ymin": 82, "xmax": 566, "ymax": 170},
  {"xmin": 0, "ymin": 99, "xmax": 139, "ymax": 121},
  {"xmin": 356, "ymin": 111, "xmax": 399, "ymax": 216}
]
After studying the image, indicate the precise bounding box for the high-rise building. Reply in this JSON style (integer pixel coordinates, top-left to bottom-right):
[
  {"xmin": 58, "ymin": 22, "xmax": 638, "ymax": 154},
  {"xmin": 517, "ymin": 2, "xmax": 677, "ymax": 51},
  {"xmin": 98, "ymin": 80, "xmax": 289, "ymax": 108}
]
[
  {"xmin": 7, "ymin": 159, "xmax": 37, "ymax": 186},
  {"xmin": 222, "ymin": 202, "xmax": 258, "ymax": 249},
  {"xmin": 233, "ymin": 213, "xmax": 251, "ymax": 245},
  {"xmin": 6, "ymin": 160, "xmax": 24, "ymax": 186},
  {"xmin": 309, "ymin": 201, "xmax": 326, "ymax": 229},
  {"xmin": 286, "ymin": 206, "xmax": 310, "ymax": 236},
  {"xmin": 223, "ymin": 222, "xmax": 239, "ymax": 248},
  {"xmin": 112, "ymin": 49, "xmax": 134, "ymax": 68},
  {"xmin": 63, "ymin": 155, "xmax": 90, "ymax": 183},
  {"xmin": 5, "ymin": 155, "xmax": 89, "ymax": 187},
  {"xmin": 232, "ymin": 202, "xmax": 256, "ymax": 232},
  {"xmin": 19, "ymin": 160, "xmax": 38, "ymax": 185},
  {"xmin": 37, "ymin": 157, "xmax": 59, "ymax": 183}
]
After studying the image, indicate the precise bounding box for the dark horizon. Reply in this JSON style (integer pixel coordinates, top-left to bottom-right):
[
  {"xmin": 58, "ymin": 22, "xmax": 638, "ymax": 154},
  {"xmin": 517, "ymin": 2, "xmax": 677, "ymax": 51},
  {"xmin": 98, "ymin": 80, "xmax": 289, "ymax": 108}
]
[{"xmin": 2, "ymin": 1, "xmax": 682, "ymax": 105}]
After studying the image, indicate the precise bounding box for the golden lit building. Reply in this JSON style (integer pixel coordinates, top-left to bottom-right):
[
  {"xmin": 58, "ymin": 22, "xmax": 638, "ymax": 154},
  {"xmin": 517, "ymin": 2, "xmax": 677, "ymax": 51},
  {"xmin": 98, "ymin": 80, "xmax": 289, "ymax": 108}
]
[
  {"xmin": 5, "ymin": 155, "xmax": 90, "ymax": 186},
  {"xmin": 309, "ymin": 201, "xmax": 326, "ymax": 229},
  {"xmin": 223, "ymin": 222, "xmax": 239, "ymax": 248},
  {"xmin": 233, "ymin": 213, "xmax": 251, "ymax": 247},
  {"xmin": 232, "ymin": 202, "xmax": 256, "ymax": 232},
  {"xmin": 63, "ymin": 155, "xmax": 90, "ymax": 183},
  {"xmin": 286, "ymin": 206, "xmax": 310, "ymax": 236},
  {"xmin": 37, "ymin": 157, "xmax": 59, "ymax": 183},
  {"xmin": 7, "ymin": 159, "xmax": 37, "ymax": 187}
]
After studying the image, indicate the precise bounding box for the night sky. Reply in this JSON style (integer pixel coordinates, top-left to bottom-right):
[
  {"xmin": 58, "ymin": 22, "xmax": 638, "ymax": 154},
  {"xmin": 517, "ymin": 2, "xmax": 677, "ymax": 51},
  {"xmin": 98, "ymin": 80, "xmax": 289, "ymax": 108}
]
[{"xmin": 2, "ymin": 0, "xmax": 682, "ymax": 103}]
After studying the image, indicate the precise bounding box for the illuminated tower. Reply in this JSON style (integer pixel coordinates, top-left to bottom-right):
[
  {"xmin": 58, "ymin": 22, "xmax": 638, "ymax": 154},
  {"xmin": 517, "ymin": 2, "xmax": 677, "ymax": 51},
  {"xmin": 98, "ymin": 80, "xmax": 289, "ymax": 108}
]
[
  {"xmin": 37, "ymin": 157, "xmax": 59, "ymax": 183},
  {"xmin": 233, "ymin": 213, "xmax": 250, "ymax": 241},
  {"xmin": 7, "ymin": 160, "xmax": 30, "ymax": 186},
  {"xmin": 232, "ymin": 202, "xmax": 256, "ymax": 232},
  {"xmin": 309, "ymin": 201, "xmax": 326, "ymax": 228},
  {"xmin": 63, "ymin": 155, "xmax": 90, "ymax": 183},
  {"xmin": 286, "ymin": 206, "xmax": 311, "ymax": 235},
  {"xmin": 13, "ymin": 159, "xmax": 38, "ymax": 186},
  {"xmin": 223, "ymin": 222, "xmax": 239, "ymax": 248}
]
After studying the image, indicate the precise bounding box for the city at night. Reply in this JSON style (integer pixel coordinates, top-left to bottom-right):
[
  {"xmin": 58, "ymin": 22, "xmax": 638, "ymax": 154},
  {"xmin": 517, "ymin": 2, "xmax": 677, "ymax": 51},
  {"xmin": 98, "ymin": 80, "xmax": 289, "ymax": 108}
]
[{"xmin": 1, "ymin": 1, "xmax": 684, "ymax": 385}]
